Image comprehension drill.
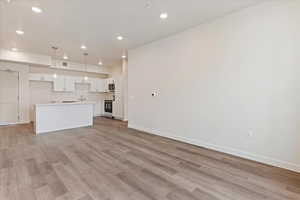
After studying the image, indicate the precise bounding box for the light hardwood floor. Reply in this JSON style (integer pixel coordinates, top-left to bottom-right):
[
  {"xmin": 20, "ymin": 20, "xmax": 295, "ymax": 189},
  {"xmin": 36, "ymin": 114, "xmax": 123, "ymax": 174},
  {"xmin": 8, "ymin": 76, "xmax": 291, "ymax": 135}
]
[{"xmin": 0, "ymin": 117, "xmax": 299, "ymax": 200}]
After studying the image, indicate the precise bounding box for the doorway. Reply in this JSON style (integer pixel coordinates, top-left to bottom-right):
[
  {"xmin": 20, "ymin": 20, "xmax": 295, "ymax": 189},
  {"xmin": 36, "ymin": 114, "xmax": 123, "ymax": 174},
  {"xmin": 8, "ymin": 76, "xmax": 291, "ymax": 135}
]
[{"xmin": 0, "ymin": 69, "xmax": 19, "ymax": 125}]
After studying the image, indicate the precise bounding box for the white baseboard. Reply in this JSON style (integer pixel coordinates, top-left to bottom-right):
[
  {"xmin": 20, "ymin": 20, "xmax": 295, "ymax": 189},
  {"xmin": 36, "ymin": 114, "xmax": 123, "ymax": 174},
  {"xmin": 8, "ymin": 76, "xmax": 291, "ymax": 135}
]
[
  {"xmin": 113, "ymin": 116, "xmax": 124, "ymax": 121},
  {"xmin": 128, "ymin": 123, "xmax": 300, "ymax": 173},
  {"xmin": 0, "ymin": 121, "xmax": 30, "ymax": 126}
]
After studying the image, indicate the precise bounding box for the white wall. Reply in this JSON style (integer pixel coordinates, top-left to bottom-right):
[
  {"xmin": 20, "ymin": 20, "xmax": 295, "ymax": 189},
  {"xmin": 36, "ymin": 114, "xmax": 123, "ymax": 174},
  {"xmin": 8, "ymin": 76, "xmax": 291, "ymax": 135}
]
[
  {"xmin": 0, "ymin": 49, "xmax": 111, "ymax": 75},
  {"xmin": 128, "ymin": 0, "xmax": 300, "ymax": 172},
  {"xmin": 122, "ymin": 59, "xmax": 128, "ymax": 121},
  {"xmin": 0, "ymin": 61, "xmax": 30, "ymax": 123},
  {"xmin": 0, "ymin": 49, "xmax": 52, "ymax": 66}
]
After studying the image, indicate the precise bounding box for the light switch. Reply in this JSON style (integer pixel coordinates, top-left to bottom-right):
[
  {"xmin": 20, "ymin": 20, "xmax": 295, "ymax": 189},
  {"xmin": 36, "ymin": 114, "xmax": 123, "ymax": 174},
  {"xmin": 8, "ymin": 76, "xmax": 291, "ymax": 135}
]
[{"xmin": 152, "ymin": 90, "xmax": 158, "ymax": 97}]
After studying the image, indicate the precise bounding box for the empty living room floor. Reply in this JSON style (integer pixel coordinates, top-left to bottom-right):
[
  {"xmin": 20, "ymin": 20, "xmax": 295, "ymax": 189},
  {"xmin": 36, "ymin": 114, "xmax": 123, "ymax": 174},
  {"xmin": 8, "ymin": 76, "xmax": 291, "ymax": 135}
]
[{"xmin": 0, "ymin": 117, "xmax": 299, "ymax": 200}]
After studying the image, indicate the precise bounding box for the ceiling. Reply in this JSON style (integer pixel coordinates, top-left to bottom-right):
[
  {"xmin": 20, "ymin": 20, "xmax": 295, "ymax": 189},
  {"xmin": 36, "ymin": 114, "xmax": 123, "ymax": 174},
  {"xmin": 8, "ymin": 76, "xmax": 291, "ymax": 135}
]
[{"xmin": 0, "ymin": 0, "xmax": 267, "ymax": 66}]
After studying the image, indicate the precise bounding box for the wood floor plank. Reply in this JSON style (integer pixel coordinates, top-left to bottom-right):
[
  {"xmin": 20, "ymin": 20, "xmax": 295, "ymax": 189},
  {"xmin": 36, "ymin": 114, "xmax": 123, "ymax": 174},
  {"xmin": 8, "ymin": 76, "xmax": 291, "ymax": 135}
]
[
  {"xmin": 0, "ymin": 117, "xmax": 299, "ymax": 200},
  {"xmin": 34, "ymin": 185, "xmax": 56, "ymax": 200}
]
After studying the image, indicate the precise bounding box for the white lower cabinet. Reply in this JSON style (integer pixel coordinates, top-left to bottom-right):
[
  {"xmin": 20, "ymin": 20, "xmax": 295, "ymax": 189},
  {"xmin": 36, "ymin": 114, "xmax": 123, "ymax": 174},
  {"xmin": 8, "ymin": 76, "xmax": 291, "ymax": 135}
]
[{"xmin": 93, "ymin": 101, "xmax": 103, "ymax": 117}]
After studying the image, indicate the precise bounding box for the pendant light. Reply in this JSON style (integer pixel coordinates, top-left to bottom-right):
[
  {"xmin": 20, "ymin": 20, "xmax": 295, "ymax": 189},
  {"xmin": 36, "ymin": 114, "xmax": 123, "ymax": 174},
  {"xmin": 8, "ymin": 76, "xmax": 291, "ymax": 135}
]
[
  {"xmin": 52, "ymin": 46, "xmax": 58, "ymax": 78},
  {"xmin": 83, "ymin": 52, "xmax": 89, "ymax": 81}
]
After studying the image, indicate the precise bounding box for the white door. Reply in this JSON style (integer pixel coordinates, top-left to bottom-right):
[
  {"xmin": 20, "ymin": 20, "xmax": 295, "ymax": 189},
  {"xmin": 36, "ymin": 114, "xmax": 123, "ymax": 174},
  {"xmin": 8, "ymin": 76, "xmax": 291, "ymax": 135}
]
[{"xmin": 0, "ymin": 70, "xmax": 19, "ymax": 125}]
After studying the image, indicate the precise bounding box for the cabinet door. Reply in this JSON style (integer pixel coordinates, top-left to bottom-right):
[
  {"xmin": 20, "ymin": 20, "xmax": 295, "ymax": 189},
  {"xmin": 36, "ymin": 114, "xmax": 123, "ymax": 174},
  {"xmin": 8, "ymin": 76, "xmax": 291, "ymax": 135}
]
[
  {"xmin": 30, "ymin": 73, "xmax": 54, "ymax": 82},
  {"xmin": 89, "ymin": 78, "xmax": 97, "ymax": 92},
  {"xmin": 44, "ymin": 74, "xmax": 54, "ymax": 82},
  {"xmin": 93, "ymin": 101, "xmax": 102, "ymax": 116},
  {"xmin": 107, "ymin": 78, "xmax": 114, "ymax": 84},
  {"xmin": 53, "ymin": 76, "xmax": 65, "ymax": 92},
  {"xmin": 29, "ymin": 73, "xmax": 41, "ymax": 81},
  {"xmin": 104, "ymin": 79, "xmax": 110, "ymax": 92},
  {"xmin": 96, "ymin": 79, "xmax": 105, "ymax": 92},
  {"xmin": 64, "ymin": 76, "xmax": 75, "ymax": 92},
  {"xmin": 29, "ymin": 73, "xmax": 46, "ymax": 81}
]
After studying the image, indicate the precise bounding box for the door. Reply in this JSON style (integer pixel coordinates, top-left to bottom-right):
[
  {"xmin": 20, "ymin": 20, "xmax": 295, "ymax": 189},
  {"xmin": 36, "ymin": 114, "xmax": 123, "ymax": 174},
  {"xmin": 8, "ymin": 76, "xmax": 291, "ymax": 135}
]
[{"xmin": 0, "ymin": 70, "xmax": 19, "ymax": 125}]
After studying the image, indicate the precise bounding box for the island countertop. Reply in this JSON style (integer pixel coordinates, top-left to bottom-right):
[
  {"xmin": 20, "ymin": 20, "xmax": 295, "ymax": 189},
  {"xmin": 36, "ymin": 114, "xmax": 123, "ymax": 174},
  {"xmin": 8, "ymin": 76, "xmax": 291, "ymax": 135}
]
[{"xmin": 34, "ymin": 102, "xmax": 94, "ymax": 134}]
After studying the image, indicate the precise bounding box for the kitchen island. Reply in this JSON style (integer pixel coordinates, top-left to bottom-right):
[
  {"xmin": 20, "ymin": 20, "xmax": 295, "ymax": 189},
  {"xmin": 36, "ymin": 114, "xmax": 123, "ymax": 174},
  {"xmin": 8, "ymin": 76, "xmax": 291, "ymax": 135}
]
[{"xmin": 34, "ymin": 102, "xmax": 95, "ymax": 134}]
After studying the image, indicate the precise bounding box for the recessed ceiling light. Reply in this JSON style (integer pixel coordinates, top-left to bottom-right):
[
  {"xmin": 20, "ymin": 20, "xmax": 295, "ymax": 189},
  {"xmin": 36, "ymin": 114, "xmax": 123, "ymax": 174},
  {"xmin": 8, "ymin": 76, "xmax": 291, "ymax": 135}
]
[
  {"xmin": 81, "ymin": 45, "xmax": 87, "ymax": 50},
  {"xmin": 32, "ymin": 7, "xmax": 42, "ymax": 13},
  {"xmin": 11, "ymin": 48, "xmax": 17, "ymax": 51},
  {"xmin": 6, "ymin": 0, "xmax": 11, "ymax": 3},
  {"xmin": 16, "ymin": 30, "xmax": 24, "ymax": 35},
  {"xmin": 117, "ymin": 36, "xmax": 124, "ymax": 41},
  {"xmin": 160, "ymin": 12, "xmax": 168, "ymax": 19},
  {"xmin": 98, "ymin": 61, "xmax": 103, "ymax": 65},
  {"xmin": 63, "ymin": 55, "xmax": 68, "ymax": 60},
  {"xmin": 122, "ymin": 55, "xmax": 127, "ymax": 59}
]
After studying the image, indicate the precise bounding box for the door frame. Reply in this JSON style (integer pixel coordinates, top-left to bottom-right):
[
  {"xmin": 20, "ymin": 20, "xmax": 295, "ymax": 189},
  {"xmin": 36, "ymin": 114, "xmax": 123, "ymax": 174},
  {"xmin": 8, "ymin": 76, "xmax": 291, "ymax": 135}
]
[{"xmin": 0, "ymin": 69, "xmax": 20, "ymax": 125}]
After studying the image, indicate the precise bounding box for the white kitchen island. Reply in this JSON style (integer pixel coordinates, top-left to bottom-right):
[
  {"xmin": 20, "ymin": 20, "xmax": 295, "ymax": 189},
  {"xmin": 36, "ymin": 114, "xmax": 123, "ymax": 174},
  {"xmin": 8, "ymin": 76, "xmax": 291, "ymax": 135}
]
[{"xmin": 34, "ymin": 102, "xmax": 95, "ymax": 134}]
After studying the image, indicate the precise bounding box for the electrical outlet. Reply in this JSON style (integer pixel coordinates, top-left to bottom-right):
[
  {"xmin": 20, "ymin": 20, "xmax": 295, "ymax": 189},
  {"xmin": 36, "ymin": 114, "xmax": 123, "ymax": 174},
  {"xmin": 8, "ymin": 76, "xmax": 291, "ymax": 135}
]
[
  {"xmin": 248, "ymin": 130, "xmax": 254, "ymax": 137},
  {"xmin": 151, "ymin": 90, "xmax": 158, "ymax": 97}
]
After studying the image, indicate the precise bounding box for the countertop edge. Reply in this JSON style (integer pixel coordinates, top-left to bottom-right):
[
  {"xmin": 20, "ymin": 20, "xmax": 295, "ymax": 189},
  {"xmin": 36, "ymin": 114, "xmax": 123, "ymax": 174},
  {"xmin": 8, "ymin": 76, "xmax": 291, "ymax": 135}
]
[{"xmin": 35, "ymin": 102, "xmax": 96, "ymax": 107}]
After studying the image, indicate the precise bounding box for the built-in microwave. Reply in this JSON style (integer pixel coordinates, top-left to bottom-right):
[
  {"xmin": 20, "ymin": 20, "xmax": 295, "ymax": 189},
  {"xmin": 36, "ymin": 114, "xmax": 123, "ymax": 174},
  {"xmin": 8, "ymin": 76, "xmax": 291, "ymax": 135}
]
[{"xmin": 108, "ymin": 83, "xmax": 115, "ymax": 92}]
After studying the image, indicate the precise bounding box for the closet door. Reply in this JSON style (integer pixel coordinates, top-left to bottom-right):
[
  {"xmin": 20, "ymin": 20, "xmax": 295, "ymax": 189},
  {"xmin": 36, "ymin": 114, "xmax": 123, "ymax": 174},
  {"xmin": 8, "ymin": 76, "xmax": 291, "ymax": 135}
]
[{"xmin": 0, "ymin": 70, "xmax": 19, "ymax": 125}]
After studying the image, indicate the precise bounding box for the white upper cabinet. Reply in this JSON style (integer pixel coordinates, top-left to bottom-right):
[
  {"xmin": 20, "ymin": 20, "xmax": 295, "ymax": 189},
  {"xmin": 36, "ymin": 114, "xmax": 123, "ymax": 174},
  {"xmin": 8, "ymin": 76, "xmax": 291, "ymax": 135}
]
[
  {"xmin": 64, "ymin": 76, "xmax": 76, "ymax": 92},
  {"xmin": 88, "ymin": 78, "xmax": 97, "ymax": 92},
  {"xmin": 53, "ymin": 76, "xmax": 75, "ymax": 92},
  {"xmin": 53, "ymin": 76, "xmax": 65, "ymax": 92},
  {"xmin": 29, "ymin": 73, "xmax": 53, "ymax": 82},
  {"xmin": 88, "ymin": 78, "xmax": 106, "ymax": 93},
  {"xmin": 29, "ymin": 73, "xmax": 111, "ymax": 93},
  {"xmin": 97, "ymin": 79, "xmax": 105, "ymax": 92}
]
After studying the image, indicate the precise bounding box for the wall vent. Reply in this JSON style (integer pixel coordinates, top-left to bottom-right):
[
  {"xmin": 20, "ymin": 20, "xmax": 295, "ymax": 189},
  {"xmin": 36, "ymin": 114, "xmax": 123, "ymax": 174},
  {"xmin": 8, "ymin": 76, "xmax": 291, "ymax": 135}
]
[{"xmin": 62, "ymin": 61, "xmax": 68, "ymax": 67}]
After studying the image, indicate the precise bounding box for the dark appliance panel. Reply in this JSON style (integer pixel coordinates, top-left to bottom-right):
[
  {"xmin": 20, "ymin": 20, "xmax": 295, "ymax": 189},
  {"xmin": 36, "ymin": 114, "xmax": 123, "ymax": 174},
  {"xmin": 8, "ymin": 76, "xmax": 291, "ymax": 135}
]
[{"xmin": 104, "ymin": 100, "xmax": 113, "ymax": 113}]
